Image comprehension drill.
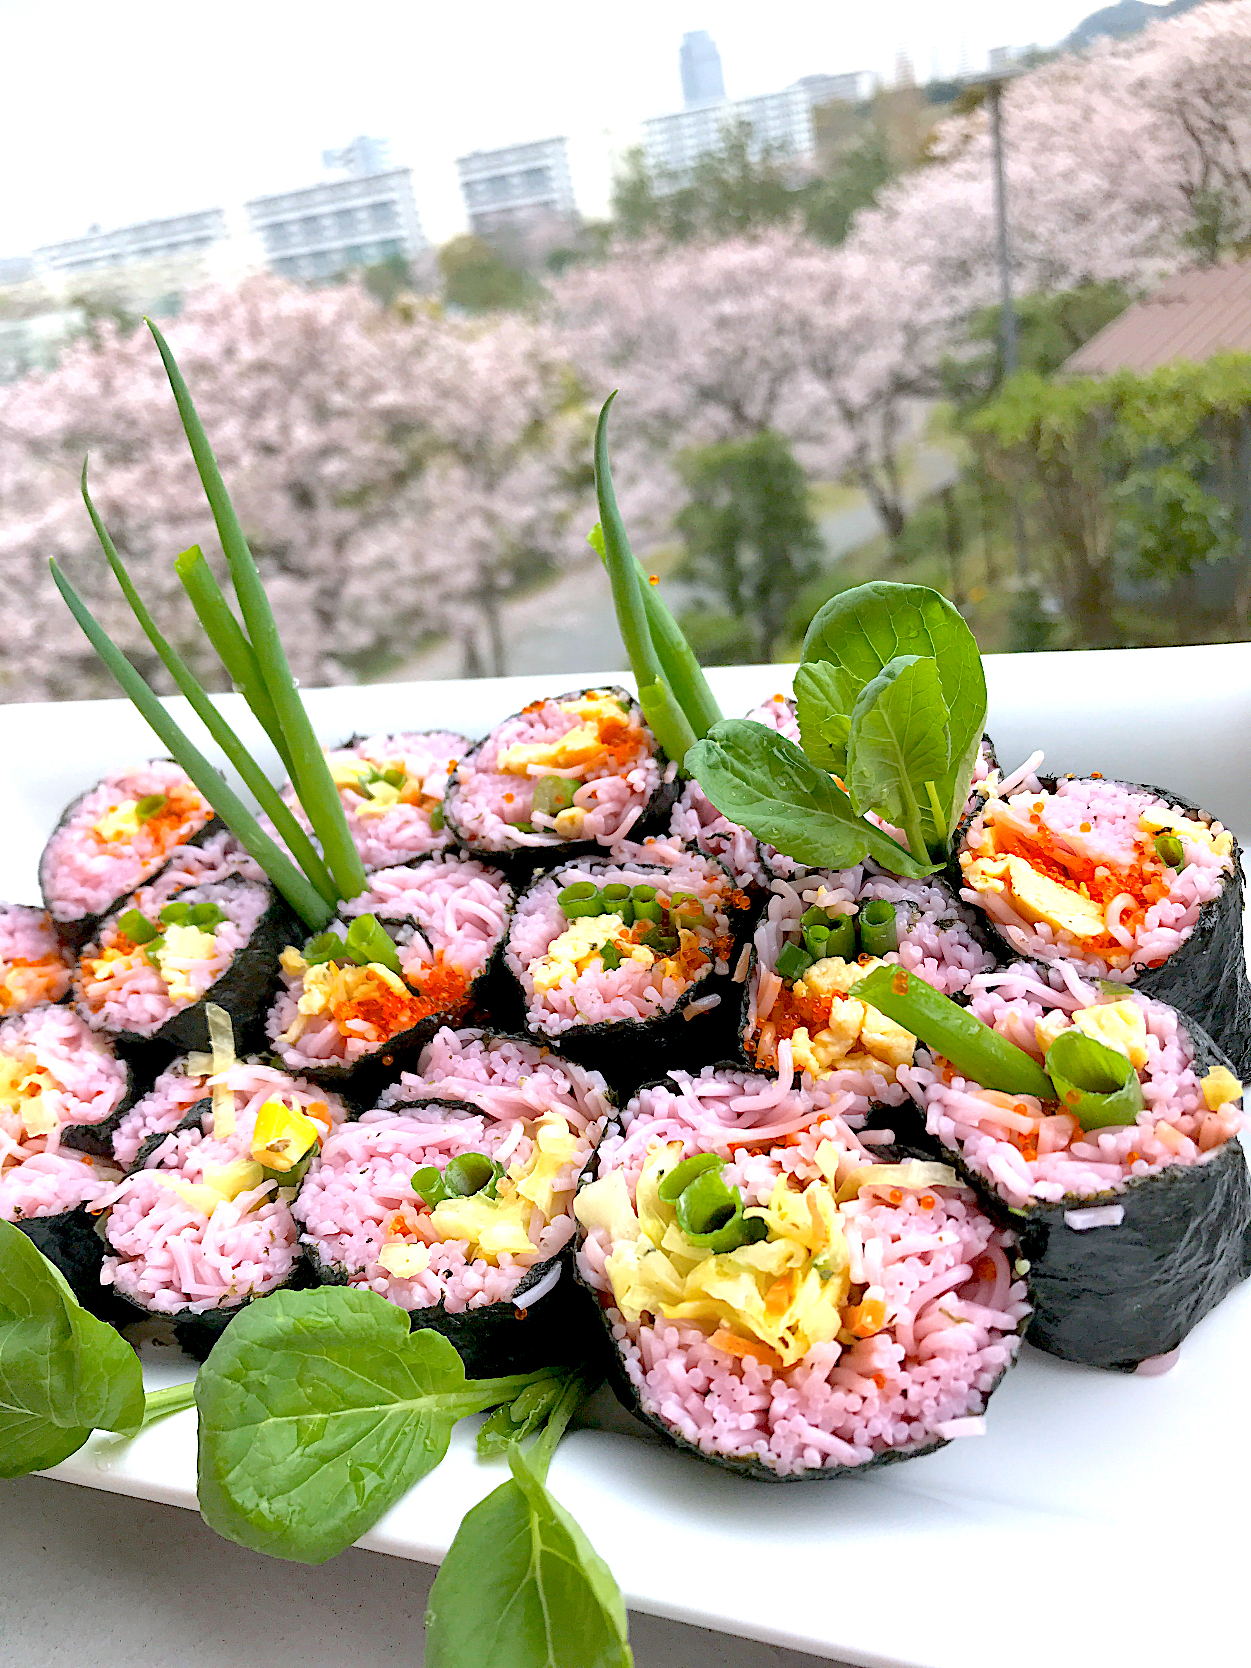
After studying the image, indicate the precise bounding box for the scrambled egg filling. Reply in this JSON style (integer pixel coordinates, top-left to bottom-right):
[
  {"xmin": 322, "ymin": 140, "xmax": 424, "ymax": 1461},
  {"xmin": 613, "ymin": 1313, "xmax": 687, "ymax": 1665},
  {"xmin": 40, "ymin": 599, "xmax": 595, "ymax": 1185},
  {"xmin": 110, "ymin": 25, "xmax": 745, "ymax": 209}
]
[
  {"xmin": 328, "ymin": 755, "xmax": 441, "ymax": 820},
  {"xmin": 154, "ymin": 1158, "xmax": 267, "ymax": 1218},
  {"xmin": 92, "ymin": 800, "xmax": 141, "ymax": 842},
  {"xmin": 961, "ymin": 797, "xmax": 1231, "ymax": 950},
  {"xmin": 1202, "ymin": 1065, "xmax": 1243, "ymax": 1111},
  {"xmin": 780, "ymin": 955, "xmax": 917, "ymax": 1081},
  {"xmin": 86, "ymin": 922, "xmax": 220, "ymax": 1005},
  {"xmin": 1032, "ymin": 998, "xmax": 1150, "ymax": 1068},
  {"xmin": 0, "ymin": 1050, "xmax": 60, "ymax": 1138},
  {"xmin": 529, "ymin": 913, "xmax": 662, "ymax": 993},
  {"xmin": 495, "ymin": 692, "xmax": 635, "ymax": 777},
  {"xmin": 378, "ymin": 1114, "xmax": 581, "ymax": 1270}
]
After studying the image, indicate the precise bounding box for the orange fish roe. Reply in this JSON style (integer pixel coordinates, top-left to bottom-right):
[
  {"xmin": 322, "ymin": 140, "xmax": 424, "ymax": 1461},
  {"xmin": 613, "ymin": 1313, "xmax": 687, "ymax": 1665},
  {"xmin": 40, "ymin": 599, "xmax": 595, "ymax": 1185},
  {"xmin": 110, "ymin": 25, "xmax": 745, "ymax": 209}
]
[
  {"xmin": 918, "ymin": 1193, "xmax": 936, "ymax": 1210},
  {"xmin": 974, "ymin": 1256, "xmax": 998, "ymax": 1282},
  {"xmin": 330, "ymin": 956, "xmax": 470, "ymax": 1043},
  {"xmin": 990, "ymin": 816, "xmax": 1169, "ymax": 947},
  {"xmin": 93, "ymin": 780, "xmax": 207, "ymax": 854}
]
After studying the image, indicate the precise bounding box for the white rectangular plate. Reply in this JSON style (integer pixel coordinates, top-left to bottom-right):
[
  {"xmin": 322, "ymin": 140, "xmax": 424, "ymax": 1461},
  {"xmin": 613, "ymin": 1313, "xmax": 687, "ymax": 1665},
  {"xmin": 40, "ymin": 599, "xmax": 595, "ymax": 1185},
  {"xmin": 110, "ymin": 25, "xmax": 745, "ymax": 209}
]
[{"xmin": 8, "ymin": 647, "xmax": 1251, "ymax": 1668}]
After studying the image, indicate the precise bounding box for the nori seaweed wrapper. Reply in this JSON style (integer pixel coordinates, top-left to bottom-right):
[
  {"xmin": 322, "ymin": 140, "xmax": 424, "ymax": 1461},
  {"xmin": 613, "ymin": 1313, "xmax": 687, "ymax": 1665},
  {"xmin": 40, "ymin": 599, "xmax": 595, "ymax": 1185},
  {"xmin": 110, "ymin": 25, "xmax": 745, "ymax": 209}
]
[
  {"xmin": 572, "ymin": 1110, "xmax": 1025, "ymax": 1482},
  {"xmin": 56, "ymin": 1048, "xmax": 141, "ymax": 1160},
  {"xmin": 951, "ymin": 773, "xmax": 1251, "ymax": 1079},
  {"xmin": 443, "ymin": 686, "xmax": 680, "ymax": 883},
  {"xmin": 13, "ymin": 1207, "xmax": 129, "ymax": 1325},
  {"xmin": 75, "ymin": 876, "xmax": 292, "ymax": 1063},
  {"xmin": 39, "ymin": 764, "xmax": 224, "ymax": 950}
]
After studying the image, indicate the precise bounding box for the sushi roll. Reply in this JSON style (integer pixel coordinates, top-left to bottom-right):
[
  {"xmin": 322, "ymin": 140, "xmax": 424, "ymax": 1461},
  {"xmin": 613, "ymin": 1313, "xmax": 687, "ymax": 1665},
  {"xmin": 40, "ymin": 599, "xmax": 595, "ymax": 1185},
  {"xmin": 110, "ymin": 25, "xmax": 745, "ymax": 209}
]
[
  {"xmin": 267, "ymin": 855, "xmax": 514, "ymax": 1090},
  {"xmin": 271, "ymin": 729, "xmax": 468, "ymax": 871},
  {"xmin": 444, "ymin": 686, "xmax": 678, "ymax": 877},
  {"xmin": 74, "ymin": 870, "xmax": 291, "ymax": 1056},
  {"xmin": 574, "ymin": 1065, "xmax": 1028, "ymax": 1479},
  {"xmin": 956, "ymin": 772, "xmax": 1251, "ymax": 1075},
  {"xmin": 0, "ymin": 903, "xmax": 74, "ymax": 1015},
  {"xmin": 504, "ymin": 851, "xmax": 754, "ymax": 1082},
  {"xmin": 0, "ymin": 1006, "xmax": 132, "ymax": 1312},
  {"xmin": 98, "ymin": 1062, "xmax": 350, "ymax": 1358},
  {"xmin": 743, "ymin": 867, "xmax": 997, "ymax": 1083},
  {"xmin": 887, "ymin": 961, "xmax": 1251, "ymax": 1370},
  {"xmin": 294, "ymin": 1031, "xmax": 612, "ymax": 1374},
  {"xmin": 39, "ymin": 760, "xmax": 220, "ymax": 945}
]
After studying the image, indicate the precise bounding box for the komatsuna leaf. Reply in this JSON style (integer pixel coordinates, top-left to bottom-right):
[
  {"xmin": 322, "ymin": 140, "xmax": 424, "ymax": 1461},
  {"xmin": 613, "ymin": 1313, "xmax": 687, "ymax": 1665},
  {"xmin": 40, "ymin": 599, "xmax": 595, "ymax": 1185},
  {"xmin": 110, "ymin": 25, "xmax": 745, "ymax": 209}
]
[
  {"xmin": 801, "ymin": 582, "xmax": 987, "ymax": 834},
  {"xmin": 0, "ymin": 1219, "xmax": 145, "ymax": 1478},
  {"xmin": 195, "ymin": 1286, "xmax": 541, "ymax": 1564},
  {"xmin": 425, "ymin": 1444, "xmax": 632, "ymax": 1668},
  {"xmin": 846, "ymin": 656, "xmax": 949, "ymax": 831},
  {"xmin": 687, "ymin": 720, "xmax": 936, "ymax": 878},
  {"xmin": 793, "ymin": 659, "xmax": 856, "ymax": 775}
]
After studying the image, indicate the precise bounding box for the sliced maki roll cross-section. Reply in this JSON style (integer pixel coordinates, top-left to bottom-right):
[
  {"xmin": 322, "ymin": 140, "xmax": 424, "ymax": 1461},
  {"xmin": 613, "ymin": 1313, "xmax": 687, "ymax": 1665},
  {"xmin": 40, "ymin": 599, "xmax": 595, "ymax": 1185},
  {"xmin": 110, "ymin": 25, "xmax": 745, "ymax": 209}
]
[
  {"xmin": 444, "ymin": 686, "xmax": 678, "ymax": 877},
  {"xmin": 268, "ymin": 854, "xmax": 513, "ymax": 1089},
  {"xmin": 0, "ymin": 903, "xmax": 74, "ymax": 1016},
  {"xmin": 882, "ymin": 960, "xmax": 1251, "ymax": 1369},
  {"xmin": 957, "ymin": 772, "xmax": 1251, "ymax": 1074},
  {"xmin": 744, "ymin": 866, "xmax": 996, "ymax": 1088},
  {"xmin": 99, "ymin": 1065, "xmax": 350, "ymax": 1358},
  {"xmin": 575, "ymin": 1067, "xmax": 1027, "ymax": 1480},
  {"xmin": 0, "ymin": 1006, "xmax": 132, "ymax": 1311},
  {"xmin": 295, "ymin": 1031, "xmax": 611, "ymax": 1374},
  {"xmin": 39, "ymin": 760, "xmax": 219, "ymax": 945}
]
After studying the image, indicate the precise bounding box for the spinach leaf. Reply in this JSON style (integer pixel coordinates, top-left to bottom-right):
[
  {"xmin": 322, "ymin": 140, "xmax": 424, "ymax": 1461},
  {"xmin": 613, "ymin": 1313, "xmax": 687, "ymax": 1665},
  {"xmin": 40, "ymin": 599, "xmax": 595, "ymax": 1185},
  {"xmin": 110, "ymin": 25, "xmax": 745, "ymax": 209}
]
[
  {"xmin": 846, "ymin": 656, "xmax": 949, "ymax": 859},
  {"xmin": 688, "ymin": 720, "xmax": 936, "ymax": 877},
  {"xmin": 801, "ymin": 582, "xmax": 987, "ymax": 836},
  {"xmin": 195, "ymin": 1286, "xmax": 545, "ymax": 1564},
  {"xmin": 793, "ymin": 659, "xmax": 854, "ymax": 775},
  {"xmin": 427, "ymin": 1379, "xmax": 632, "ymax": 1668},
  {"xmin": 0, "ymin": 1219, "xmax": 146, "ymax": 1477}
]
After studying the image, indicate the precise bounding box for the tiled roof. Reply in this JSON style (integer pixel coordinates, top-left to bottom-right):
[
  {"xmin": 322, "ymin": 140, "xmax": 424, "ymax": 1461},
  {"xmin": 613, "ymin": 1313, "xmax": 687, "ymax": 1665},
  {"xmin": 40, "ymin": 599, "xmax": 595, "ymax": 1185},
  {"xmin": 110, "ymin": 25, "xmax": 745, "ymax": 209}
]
[{"xmin": 1063, "ymin": 263, "xmax": 1251, "ymax": 374}]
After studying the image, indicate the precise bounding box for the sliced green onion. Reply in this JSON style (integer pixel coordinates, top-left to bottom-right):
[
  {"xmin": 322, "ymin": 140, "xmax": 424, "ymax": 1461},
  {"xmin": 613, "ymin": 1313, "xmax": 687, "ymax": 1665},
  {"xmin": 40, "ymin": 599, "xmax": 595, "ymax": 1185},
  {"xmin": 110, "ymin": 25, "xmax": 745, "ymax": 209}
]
[
  {"xmin": 804, "ymin": 923, "xmax": 831, "ymax": 959},
  {"xmin": 558, "ymin": 882, "xmax": 606, "ymax": 919},
  {"xmin": 411, "ymin": 1165, "xmax": 448, "ymax": 1209},
  {"xmin": 445, "ymin": 1152, "xmax": 502, "ymax": 1198},
  {"xmin": 147, "ymin": 320, "xmax": 367, "ymax": 903},
  {"xmin": 849, "ymin": 964, "xmax": 1054, "ymax": 1099},
  {"xmin": 186, "ymin": 901, "xmax": 225, "ymax": 929},
  {"xmin": 601, "ymin": 882, "xmax": 633, "ymax": 924},
  {"xmin": 160, "ymin": 901, "xmax": 191, "ymax": 925},
  {"xmin": 75, "ymin": 470, "xmax": 338, "ymax": 917},
  {"xmin": 134, "ymin": 793, "xmax": 167, "ymax": 822},
  {"xmin": 776, "ymin": 940, "xmax": 814, "ymax": 983},
  {"xmin": 824, "ymin": 912, "xmax": 857, "ymax": 960},
  {"xmin": 304, "ymin": 932, "xmax": 348, "ymax": 966},
  {"xmin": 118, "ymin": 908, "xmax": 157, "ymax": 944},
  {"xmin": 600, "ymin": 941, "xmax": 623, "ymax": 971},
  {"xmin": 1044, "ymin": 1029, "xmax": 1145, "ymax": 1131},
  {"xmin": 1154, "ymin": 832, "xmax": 1185, "ymax": 869},
  {"xmin": 429, "ymin": 803, "xmax": 445, "ymax": 832},
  {"xmin": 343, "ymin": 913, "xmax": 402, "ymax": 974},
  {"xmin": 658, "ymin": 1151, "xmax": 724, "ymax": 1202},
  {"xmin": 638, "ymin": 926, "xmax": 679, "ymax": 955},
  {"xmin": 532, "ymin": 775, "xmax": 578, "ymax": 818},
  {"xmin": 801, "ymin": 905, "xmax": 830, "ymax": 929},
  {"xmin": 174, "ymin": 545, "xmax": 295, "ymax": 778},
  {"xmin": 381, "ymin": 768, "xmax": 406, "ymax": 789},
  {"xmin": 143, "ymin": 935, "xmax": 166, "ymax": 966},
  {"xmin": 631, "ymin": 884, "xmax": 662, "ymax": 924},
  {"xmin": 859, "ymin": 899, "xmax": 899, "ymax": 957}
]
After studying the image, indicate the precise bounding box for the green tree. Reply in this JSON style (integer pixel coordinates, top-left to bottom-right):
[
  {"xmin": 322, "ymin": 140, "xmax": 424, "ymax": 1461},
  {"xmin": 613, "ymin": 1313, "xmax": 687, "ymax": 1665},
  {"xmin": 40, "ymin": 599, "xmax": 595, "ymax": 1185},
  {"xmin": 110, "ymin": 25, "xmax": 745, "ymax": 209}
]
[
  {"xmin": 674, "ymin": 431, "xmax": 823, "ymax": 661},
  {"xmin": 610, "ymin": 125, "xmax": 798, "ymax": 245},
  {"xmin": 438, "ymin": 235, "xmax": 537, "ymax": 313},
  {"xmin": 941, "ymin": 282, "xmax": 1133, "ymax": 414},
  {"xmin": 801, "ymin": 131, "xmax": 893, "ymax": 245}
]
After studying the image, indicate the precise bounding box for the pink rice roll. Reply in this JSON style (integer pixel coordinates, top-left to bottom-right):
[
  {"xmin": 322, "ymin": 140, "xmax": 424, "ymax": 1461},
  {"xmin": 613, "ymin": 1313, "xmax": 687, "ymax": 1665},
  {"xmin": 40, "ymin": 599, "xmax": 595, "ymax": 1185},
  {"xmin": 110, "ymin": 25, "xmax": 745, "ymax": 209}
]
[
  {"xmin": 575, "ymin": 1068, "xmax": 1027, "ymax": 1479},
  {"xmin": 294, "ymin": 1080, "xmax": 608, "ymax": 1374},
  {"xmin": 99, "ymin": 1061, "xmax": 349, "ymax": 1358},
  {"xmin": 269, "ymin": 729, "xmax": 468, "ymax": 872},
  {"xmin": 443, "ymin": 686, "xmax": 679, "ymax": 878},
  {"xmin": 266, "ymin": 855, "xmax": 514, "ymax": 1089},
  {"xmin": 743, "ymin": 865, "xmax": 997, "ymax": 1084},
  {"xmin": 0, "ymin": 903, "xmax": 74, "ymax": 1016},
  {"xmin": 39, "ymin": 760, "xmax": 220, "ymax": 943},
  {"xmin": 956, "ymin": 770, "xmax": 1250, "ymax": 1075},
  {"xmin": 897, "ymin": 960, "xmax": 1251, "ymax": 1369},
  {"xmin": 74, "ymin": 873, "xmax": 290, "ymax": 1054}
]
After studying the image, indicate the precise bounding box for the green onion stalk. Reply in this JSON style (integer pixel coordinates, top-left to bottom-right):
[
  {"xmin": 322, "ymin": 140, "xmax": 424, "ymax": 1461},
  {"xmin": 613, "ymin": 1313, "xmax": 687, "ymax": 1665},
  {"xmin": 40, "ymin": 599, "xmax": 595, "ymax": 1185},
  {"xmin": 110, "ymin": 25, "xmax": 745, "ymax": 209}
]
[{"xmin": 51, "ymin": 324, "xmax": 375, "ymax": 932}]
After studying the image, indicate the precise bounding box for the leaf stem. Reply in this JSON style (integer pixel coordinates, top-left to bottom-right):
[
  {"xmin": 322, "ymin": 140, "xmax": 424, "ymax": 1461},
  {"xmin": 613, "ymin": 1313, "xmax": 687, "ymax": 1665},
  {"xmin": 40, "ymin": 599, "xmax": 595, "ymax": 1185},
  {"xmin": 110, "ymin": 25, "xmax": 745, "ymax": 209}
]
[
  {"xmin": 138, "ymin": 1380, "xmax": 197, "ymax": 1431},
  {"xmin": 81, "ymin": 473, "xmax": 338, "ymax": 909},
  {"xmin": 146, "ymin": 319, "xmax": 367, "ymax": 903},
  {"xmin": 174, "ymin": 545, "xmax": 295, "ymax": 777},
  {"xmin": 924, "ymin": 779, "xmax": 949, "ymax": 847},
  {"xmin": 527, "ymin": 1373, "xmax": 589, "ymax": 1485},
  {"xmin": 50, "ymin": 559, "xmax": 335, "ymax": 930}
]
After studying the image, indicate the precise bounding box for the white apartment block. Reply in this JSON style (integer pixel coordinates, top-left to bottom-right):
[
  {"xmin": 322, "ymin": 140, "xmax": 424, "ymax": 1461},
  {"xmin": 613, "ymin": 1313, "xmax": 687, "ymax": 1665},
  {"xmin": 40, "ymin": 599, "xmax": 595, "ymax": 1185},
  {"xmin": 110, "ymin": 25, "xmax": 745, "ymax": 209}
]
[
  {"xmin": 246, "ymin": 167, "xmax": 426, "ymax": 282},
  {"xmin": 456, "ymin": 138, "xmax": 576, "ymax": 239},
  {"xmin": 642, "ymin": 73, "xmax": 869, "ymax": 182},
  {"xmin": 33, "ymin": 208, "xmax": 231, "ymax": 275}
]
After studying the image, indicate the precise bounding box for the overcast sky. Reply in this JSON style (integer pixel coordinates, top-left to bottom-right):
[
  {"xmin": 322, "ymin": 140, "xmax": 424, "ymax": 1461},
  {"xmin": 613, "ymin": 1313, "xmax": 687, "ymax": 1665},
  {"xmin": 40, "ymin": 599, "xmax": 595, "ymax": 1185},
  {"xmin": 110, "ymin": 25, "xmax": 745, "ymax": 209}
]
[{"xmin": 3, "ymin": 0, "xmax": 1107, "ymax": 254}]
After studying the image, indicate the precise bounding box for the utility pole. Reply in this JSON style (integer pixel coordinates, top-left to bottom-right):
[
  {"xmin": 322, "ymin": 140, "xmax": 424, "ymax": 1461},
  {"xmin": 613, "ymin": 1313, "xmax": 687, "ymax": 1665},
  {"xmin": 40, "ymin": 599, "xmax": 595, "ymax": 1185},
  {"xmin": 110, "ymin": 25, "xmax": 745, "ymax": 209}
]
[{"xmin": 984, "ymin": 72, "xmax": 1030, "ymax": 581}]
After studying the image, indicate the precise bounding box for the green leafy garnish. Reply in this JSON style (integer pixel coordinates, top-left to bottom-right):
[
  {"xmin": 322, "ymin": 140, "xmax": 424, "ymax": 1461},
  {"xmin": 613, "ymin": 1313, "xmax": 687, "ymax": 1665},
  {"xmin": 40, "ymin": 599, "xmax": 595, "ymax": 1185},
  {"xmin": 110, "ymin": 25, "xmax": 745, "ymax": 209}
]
[
  {"xmin": 0, "ymin": 1221, "xmax": 193, "ymax": 1477},
  {"xmin": 1045, "ymin": 1028, "xmax": 1145, "ymax": 1130},
  {"xmin": 195, "ymin": 1287, "xmax": 548, "ymax": 1564}
]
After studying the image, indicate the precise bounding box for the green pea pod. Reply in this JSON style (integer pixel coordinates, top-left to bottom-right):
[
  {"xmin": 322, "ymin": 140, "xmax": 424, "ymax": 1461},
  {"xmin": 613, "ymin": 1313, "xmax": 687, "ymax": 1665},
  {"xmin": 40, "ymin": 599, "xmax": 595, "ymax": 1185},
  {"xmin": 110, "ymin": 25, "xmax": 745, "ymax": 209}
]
[
  {"xmin": 657, "ymin": 1151, "xmax": 724, "ymax": 1203},
  {"xmin": 848, "ymin": 964, "xmax": 1055, "ymax": 1100},
  {"xmin": 343, "ymin": 913, "xmax": 403, "ymax": 975},
  {"xmin": 118, "ymin": 908, "xmax": 157, "ymax": 944},
  {"xmin": 1044, "ymin": 1029, "xmax": 1145, "ymax": 1131}
]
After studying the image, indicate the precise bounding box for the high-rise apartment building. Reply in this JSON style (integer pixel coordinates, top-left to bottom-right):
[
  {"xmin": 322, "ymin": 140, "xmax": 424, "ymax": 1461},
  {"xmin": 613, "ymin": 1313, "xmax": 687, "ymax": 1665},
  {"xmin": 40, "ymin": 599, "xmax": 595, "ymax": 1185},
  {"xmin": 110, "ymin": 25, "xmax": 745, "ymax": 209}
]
[
  {"xmin": 642, "ymin": 72, "xmax": 868, "ymax": 183},
  {"xmin": 680, "ymin": 30, "xmax": 725, "ymax": 106},
  {"xmin": 456, "ymin": 138, "xmax": 577, "ymax": 239},
  {"xmin": 245, "ymin": 140, "xmax": 427, "ymax": 281}
]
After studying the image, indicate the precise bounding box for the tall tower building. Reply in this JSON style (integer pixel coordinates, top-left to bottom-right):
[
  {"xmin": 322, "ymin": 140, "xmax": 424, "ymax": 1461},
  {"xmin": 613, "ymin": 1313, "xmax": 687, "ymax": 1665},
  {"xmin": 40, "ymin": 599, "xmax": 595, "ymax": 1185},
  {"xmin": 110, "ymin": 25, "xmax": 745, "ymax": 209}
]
[{"xmin": 680, "ymin": 30, "xmax": 725, "ymax": 107}]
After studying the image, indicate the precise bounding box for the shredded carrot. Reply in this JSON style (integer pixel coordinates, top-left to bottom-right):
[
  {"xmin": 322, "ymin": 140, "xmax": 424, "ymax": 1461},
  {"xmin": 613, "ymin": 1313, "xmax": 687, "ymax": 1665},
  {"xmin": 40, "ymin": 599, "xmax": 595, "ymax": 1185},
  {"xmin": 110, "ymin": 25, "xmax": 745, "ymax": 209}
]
[
  {"xmin": 765, "ymin": 1273, "xmax": 795, "ymax": 1318},
  {"xmin": 872, "ymin": 1372, "xmax": 886, "ymax": 1390},
  {"xmin": 843, "ymin": 1297, "xmax": 886, "ymax": 1338},
  {"xmin": 709, "ymin": 1328, "xmax": 783, "ymax": 1370}
]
